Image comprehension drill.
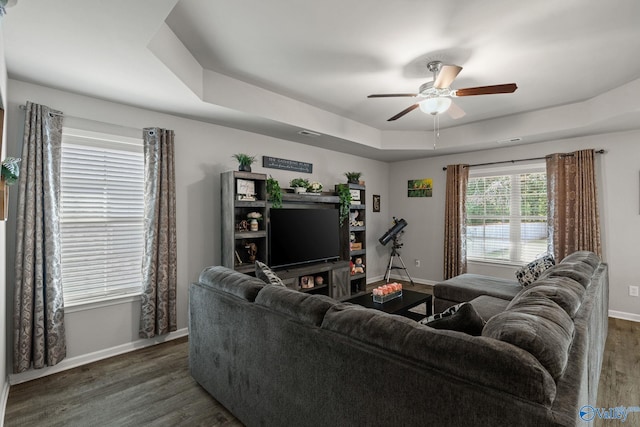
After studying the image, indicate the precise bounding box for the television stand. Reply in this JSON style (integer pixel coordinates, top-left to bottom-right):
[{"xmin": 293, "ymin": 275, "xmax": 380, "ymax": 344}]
[{"xmin": 274, "ymin": 260, "xmax": 350, "ymax": 299}]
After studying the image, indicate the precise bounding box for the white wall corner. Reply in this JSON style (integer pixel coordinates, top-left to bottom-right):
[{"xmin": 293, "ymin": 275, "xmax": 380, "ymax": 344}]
[
  {"xmin": 202, "ymin": 69, "xmax": 382, "ymax": 148},
  {"xmin": 148, "ymin": 22, "xmax": 204, "ymax": 99}
]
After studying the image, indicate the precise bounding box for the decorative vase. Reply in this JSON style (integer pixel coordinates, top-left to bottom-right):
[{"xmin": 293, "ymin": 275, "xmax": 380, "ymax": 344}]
[
  {"xmin": 239, "ymin": 164, "xmax": 252, "ymax": 172},
  {"xmin": 294, "ymin": 187, "xmax": 307, "ymax": 194},
  {"xmin": 250, "ymin": 219, "xmax": 259, "ymax": 231}
]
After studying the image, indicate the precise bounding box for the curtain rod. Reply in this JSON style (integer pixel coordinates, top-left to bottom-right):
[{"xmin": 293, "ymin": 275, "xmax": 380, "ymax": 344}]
[
  {"xmin": 441, "ymin": 149, "xmax": 605, "ymax": 171},
  {"xmin": 18, "ymin": 104, "xmax": 143, "ymax": 133}
]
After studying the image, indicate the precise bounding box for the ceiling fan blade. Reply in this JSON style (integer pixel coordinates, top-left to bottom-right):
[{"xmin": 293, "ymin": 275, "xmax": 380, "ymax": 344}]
[
  {"xmin": 454, "ymin": 83, "xmax": 518, "ymax": 97},
  {"xmin": 433, "ymin": 65, "xmax": 462, "ymax": 88},
  {"xmin": 388, "ymin": 104, "xmax": 419, "ymax": 121},
  {"xmin": 447, "ymin": 101, "xmax": 466, "ymax": 119},
  {"xmin": 368, "ymin": 93, "xmax": 417, "ymax": 98}
]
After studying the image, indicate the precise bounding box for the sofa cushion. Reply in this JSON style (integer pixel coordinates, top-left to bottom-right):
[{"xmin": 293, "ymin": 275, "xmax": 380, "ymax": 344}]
[
  {"xmin": 322, "ymin": 303, "xmax": 557, "ymax": 405},
  {"xmin": 469, "ymin": 295, "xmax": 511, "ymax": 322},
  {"xmin": 255, "ymin": 285, "xmax": 337, "ymax": 326},
  {"xmin": 515, "ymin": 254, "xmax": 555, "ymax": 286},
  {"xmin": 560, "ymin": 251, "xmax": 600, "ymax": 268},
  {"xmin": 198, "ymin": 266, "xmax": 265, "ymax": 301},
  {"xmin": 512, "ymin": 277, "xmax": 585, "ymax": 318},
  {"xmin": 254, "ymin": 260, "xmax": 286, "ymax": 286},
  {"xmin": 420, "ymin": 302, "xmax": 485, "ymax": 336},
  {"xmin": 434, "ymin": 274, "xmax": 521, "ymax": 302},
  {"xmin": 539, "ymin": 262, "xmax": 593, "ymax": 288},
  {"xmin": 483, "ymin": 296, "xmax": 574, "ymax": 379}
]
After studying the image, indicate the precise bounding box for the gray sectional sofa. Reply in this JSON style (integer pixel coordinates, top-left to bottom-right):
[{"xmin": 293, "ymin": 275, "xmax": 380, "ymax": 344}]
[{"xmin": 189, "ymin": 251, "xmax": 608, "ymax": 426}]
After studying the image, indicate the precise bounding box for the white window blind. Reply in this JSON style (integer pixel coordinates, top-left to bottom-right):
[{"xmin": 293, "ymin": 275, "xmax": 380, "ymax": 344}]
[
  {"xmin": 60, "ymin": 129, "xmax": 145, "ymax": 306},
  {"xmin": 466, "ymin": 163, "xmax": 548, "ymax": 264}
]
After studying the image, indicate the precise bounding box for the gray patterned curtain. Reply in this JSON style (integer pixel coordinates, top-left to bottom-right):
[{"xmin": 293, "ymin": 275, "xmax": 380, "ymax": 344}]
[
  {"xmin": 546, "ymin": 149, "xmax": 601, "ymax": 261},
  {"xmin": 140, "ymin": 128, "xmax": 177, "ymax": 338},
  {"xmin": 13, "ymin": 101, "xmax": 66, "ymax": 373},
  {"xmin": 443, "ymin": 164, "xmax": 469, "ymax": 279}
]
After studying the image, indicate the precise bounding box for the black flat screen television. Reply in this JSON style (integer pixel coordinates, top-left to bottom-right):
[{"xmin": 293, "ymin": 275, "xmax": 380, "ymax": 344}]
[{"xmin": 269, "ymin": 208, "xmax": 341, "ymax": 269}]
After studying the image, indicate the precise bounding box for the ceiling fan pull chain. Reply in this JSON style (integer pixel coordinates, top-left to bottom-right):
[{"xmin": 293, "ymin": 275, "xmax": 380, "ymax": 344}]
[{"xmin": 432, "ymin": 114, "xmax": 438, "ymax": 150}]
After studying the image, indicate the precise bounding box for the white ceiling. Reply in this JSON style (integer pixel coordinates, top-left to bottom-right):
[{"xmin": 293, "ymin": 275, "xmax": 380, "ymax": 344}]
[{"xmin": 4, "ymin": 0, "xmax": 640, "ymax": 161}]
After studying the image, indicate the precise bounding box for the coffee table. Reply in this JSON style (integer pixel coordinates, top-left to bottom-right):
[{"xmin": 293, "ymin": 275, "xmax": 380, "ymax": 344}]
[{"xmin": 345, "ymin": 289, "xmax": 432, "ymax": 321}]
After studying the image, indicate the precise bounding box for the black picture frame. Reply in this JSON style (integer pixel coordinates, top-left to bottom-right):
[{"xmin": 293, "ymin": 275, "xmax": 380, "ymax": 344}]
[{"xmin": 373, "ymin": 194, "xmax": 380, "ymax": 212}]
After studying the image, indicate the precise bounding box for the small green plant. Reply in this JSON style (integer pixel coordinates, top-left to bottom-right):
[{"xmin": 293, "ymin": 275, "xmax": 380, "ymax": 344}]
[
  {"xmin": 344, "ymin": 171, "xmax": 362, "ymax": 184},
  {"xmin": 290, "ymin": 177, "xmax": 310, "ymax": 188},
  {"xmin": 336, "ymin": 184, "xmax": 353, "ymax": 226},
  {"xmin": 232, "ymin": 153, "xmax": 256, "ymax": 171},
  {"xmin": 1, "ymin": 157, "xmax": 21, "ymax": 186},
  {"xmin": 266, "ymin": 176, "xmax": 282, "ymax": 209}
]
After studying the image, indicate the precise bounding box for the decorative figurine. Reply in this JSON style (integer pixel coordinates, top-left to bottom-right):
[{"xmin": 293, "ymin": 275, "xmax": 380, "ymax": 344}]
[
  {"xmin": 352, "ymin": 257, "xmax": 365, "ymax": 274},
  {"xmin": 245, "ymin": 242, "xmax": 257, "ymax": 262}
]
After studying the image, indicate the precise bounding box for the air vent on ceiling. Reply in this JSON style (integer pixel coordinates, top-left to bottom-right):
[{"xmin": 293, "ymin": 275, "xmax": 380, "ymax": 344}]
[
  {"xmin": 298, "ymin": 130, "xmax": 322, "ymax": 137},
  {"xmin": 496, "ymin": 137, "xmax": 522, "ymax": 144}
]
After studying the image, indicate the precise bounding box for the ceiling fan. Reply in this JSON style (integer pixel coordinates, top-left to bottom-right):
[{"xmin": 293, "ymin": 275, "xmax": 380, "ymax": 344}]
[{"xmin": 368, "ymin": 61, "xmax": 518, "ymax": 121}]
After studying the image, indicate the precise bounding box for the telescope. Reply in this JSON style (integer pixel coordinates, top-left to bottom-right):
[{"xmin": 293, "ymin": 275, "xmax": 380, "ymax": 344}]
[{"xmin": 378, "ymin": 217, "xmax": 408, "ymax": 246}]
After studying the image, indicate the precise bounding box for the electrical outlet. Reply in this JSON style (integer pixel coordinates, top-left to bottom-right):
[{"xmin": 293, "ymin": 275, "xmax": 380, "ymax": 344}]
[
  {"xmin": 415, "ymin": 259, "xmax": 420, "ymax": 267},
  {"xmin": 630, "ymin": 286, "xmax": 639, "ymax": 297}
]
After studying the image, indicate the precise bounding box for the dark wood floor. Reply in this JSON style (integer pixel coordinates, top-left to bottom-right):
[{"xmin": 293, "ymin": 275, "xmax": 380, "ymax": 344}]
[
  {"xmin": 4, "ymin": 317, "xmax": 639, "ymax": 426},
  {"xmin": 594, "ymin": 317, "xmax": 640, "ymax": 427},
  {"xmin": 4, "ymin": 337, "xmax": 242, "ymax": 427}
]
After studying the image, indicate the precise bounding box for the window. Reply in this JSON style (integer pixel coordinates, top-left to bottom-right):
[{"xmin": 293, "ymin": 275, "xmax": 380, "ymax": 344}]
[
  {"xmin": 466, "ymin": 163, "xmax": 548, "ymax": 264},
  {"xmin": 60, "ymin": 129, "xmax": 145, "ymax": 306}
]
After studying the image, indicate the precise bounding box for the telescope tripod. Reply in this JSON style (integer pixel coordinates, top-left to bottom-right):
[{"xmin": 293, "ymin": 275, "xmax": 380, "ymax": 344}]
[{"xmin": 384, "ymin": 237, "xmax": 415, "ymax": 286}]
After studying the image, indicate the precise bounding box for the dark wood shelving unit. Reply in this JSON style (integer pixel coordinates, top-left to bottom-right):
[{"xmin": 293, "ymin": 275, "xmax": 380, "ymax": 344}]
[
  {"xmin": 337, "ymin": 182, "xmax": 367, "ymax": 295},
  {"xmin": 221, "ymin": 172, "xmax": 351, "ymax": 299}
]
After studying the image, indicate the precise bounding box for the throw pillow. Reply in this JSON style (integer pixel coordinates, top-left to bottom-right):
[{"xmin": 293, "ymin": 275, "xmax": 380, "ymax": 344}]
[
  {"xmin": 420, "ymin": 302, "xmax": 464, "ymax": 324},
  {"xmin": 419, "ymin": 303, "xmax": 486, "ymax": 336},
  {"xmin": 255, "ymin": 261, "xmax": 286, "ymax": 287},
  {"xmin": 515, "ymin": 254, "xmax": 555, "ymax": 286}
]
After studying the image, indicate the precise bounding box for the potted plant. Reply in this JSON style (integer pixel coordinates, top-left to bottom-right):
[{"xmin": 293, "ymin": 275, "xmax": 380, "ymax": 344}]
[
  {"xmin": 1, "ymin": 157, "xmax": 21, "ymax": 186},
  {"xmin": 232, "ymin": 153, "xmax": 256, "ymax": 172},
  {"xmin": 336, "ymin": 184, "xmax": 352, "ymax": 226},
  {"xmin": 344, "ymin": 171, "xmax": 362, "ymax": 184},
  {"xmin": 290, "ymin": 177, "xmax": 310, "ymax": 194},
  {"xmin": 307, "ymin": 181, "xmax": 323, "ymax": 193},
  {"xmin": 266, "ymin": 176, "xmax": 283, "ymax": 209}
]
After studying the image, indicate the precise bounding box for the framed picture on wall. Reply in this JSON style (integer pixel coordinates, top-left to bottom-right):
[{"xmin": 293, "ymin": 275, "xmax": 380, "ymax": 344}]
[
  {"xmin": 373, "ymin": 194, "xmax": 380, "ymax": 212},
  {"xmin": 408, "ymin": 178, "xmax": 433, "ymax": 197}
]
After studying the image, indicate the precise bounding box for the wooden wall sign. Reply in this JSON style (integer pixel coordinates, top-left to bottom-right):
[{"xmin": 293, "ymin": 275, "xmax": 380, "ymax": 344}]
[{"xmin": 262, "ymin": 156, "xmax": 312, "ymax": 174}]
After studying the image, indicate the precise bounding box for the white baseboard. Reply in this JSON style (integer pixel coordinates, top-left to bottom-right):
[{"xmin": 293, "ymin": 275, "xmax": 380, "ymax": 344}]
[
  {"xmin": 1, "ymin": 377, "xmax": 10, "ymax": 427},
  {"xmin": 9, "ymin": 328, "xmax": 189, "ymax": 386},
  {"xmin": 608, "ymin": 310, "xmax": 640, "ymax": 323}
]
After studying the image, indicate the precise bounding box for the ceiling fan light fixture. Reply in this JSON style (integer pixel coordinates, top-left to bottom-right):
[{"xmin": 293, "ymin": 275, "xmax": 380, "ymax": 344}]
[{"xmin": 419, "ymin": 97, "xmax": 452, "ymax": 115}]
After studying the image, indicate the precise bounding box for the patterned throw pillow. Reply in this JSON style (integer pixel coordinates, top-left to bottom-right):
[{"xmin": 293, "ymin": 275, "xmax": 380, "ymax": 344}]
[
  {"xmin": 419, "ymin": 302, "xmax": 485, "ymax": 336},
  {"xmin": 255, "ymin": 261, "xmax": 286, "ymax": 287},
  {"xmin": 515, "ymin": 254, "xmax": 555, "ymax": 287},
  {"xmin": 420, "ymin": 302, "xmax": 465, "ymax": 324}
]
